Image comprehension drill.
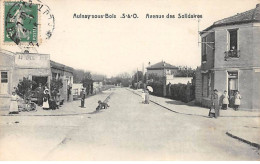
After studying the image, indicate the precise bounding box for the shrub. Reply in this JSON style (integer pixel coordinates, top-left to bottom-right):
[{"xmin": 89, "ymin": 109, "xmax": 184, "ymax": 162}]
[
  {"xmin": 16, "ymin": 77, "xmax": 36, "ymax": 99},
  {"xmin": 149, "ymin": 81, "xmax": 164, "ymax": 97}
]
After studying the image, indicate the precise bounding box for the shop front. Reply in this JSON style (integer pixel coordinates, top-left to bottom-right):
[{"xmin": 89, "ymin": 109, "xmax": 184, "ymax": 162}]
[{"xmin": 0, "ymin": 50, "xmax": 51, "ymax": 110}]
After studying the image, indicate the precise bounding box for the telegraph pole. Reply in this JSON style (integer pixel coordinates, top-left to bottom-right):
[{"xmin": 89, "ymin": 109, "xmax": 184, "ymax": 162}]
[{"xmin": 136, "ymin": 68, "xmax": 139, "ymax": 89}]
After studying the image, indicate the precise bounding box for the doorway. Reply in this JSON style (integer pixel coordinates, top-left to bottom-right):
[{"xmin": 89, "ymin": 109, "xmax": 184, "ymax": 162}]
[
  {"xmin": 32, "ymin": 76, "xmax": 48, "ymax": 90},
  {"xmin": 228, "ymin": 71, "xmax": 238, "ymax": 107}
]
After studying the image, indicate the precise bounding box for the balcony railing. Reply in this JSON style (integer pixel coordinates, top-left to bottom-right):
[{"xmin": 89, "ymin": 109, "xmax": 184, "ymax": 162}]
[{"xmin": 224, "ymin": 49, "xmax": 240, "ymax": 61}]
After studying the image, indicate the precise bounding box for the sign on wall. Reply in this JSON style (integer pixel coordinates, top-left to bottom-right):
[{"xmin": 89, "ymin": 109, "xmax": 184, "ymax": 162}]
[{"xmin": 15, "ymin": 53, "xmax": 50, "ymax": 68}]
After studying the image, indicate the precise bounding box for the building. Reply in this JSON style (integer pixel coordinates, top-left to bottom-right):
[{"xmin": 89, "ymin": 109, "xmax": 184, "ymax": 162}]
[
  {"xmin": 0, "ymin": 49, "xmax": 74, "ymax": 110},
  {"xmin": 0, "ymin": 49, "xmax": 51, "ymax": 109},
  {"xmin": 72, "ymin": 83, "xmax": 84, "ymax": 99},
  {"xmin": 146, "ymin": 61, "xmax": 192, "ymax": 84},
  {"xmin": 50, "ymin": 60, "xmax": 74, "ymax": 102},
  {"xmin": 147, "ymin": 61, "xmax": 179, "ymax": 77},
  {"xmin": 195, "ymin": 4, "xmax": 260, "ymax": 110}
]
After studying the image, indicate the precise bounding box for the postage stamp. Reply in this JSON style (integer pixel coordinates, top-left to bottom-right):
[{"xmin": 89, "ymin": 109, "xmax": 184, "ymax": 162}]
[
  {"xmin": 4, "ymin": 1, "xmax": 38, "ymax": 44},
  {"xmin": 2, "ymin": 0, "xmax": 55, "ymax": 48}
]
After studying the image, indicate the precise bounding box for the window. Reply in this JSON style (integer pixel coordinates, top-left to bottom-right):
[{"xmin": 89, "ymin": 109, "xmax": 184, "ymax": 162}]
[
  {"xmin": 1, "ymin": 72, "xmax": 8, "ymax": 83},
  {"xmin": 0, "ymin": 71, "xmax": 8, "ymax": 94},
  {"xmin": 225, "ymin": 29, "xmax": 239, "ymax": 60},
  {"xmin": 202, "ymin": 36, "xmax": 207, "ymax": 62},
  {"xmin": 228, "ymin": 29, "xmax": 238, "ymax": 50}
]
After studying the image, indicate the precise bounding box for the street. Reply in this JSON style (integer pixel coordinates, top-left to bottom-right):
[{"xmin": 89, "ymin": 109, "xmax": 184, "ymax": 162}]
[{"xmin": 0, "ymin": 88, "xmax": 259, "ymax": 160}]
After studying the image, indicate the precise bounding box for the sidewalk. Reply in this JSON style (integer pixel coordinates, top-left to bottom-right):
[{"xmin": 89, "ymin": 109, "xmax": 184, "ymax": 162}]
[
  {"xmin": 128, "ymin": 88, "xmax": 260, "ymax": 149},
  {"xmin": 0, "ymin": 90, "xmax": 113, "ymax": 117},
  {"xmin": 130, "ymin": 88, "xmax": 260, "ymax": 118}
]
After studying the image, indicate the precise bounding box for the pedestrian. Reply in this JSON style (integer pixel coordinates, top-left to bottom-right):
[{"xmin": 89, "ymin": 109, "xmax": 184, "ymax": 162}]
[
  {"xmin": 9, "ymin": 91, "xmax": 19, "ymax": 114},
  {"xmin": 36, "ymin": 83, "xmax": 44, "ymax": 106},
  {"xmin": 80, "ymin": 88, "xmax": 86, "ymax": 108},
  {"xmin": 222, "ymin": 90, "xmax": 229, "ymax": 110},
  {"xmin": 209, "ymin": 89, "xmax": 220, "ymax": 118},
  {"xmin": 234, "ymin": 91, "xmax": 241, "ymax": 111},
  {"xmin": 145, "ymin": 90, "xmax": 149, "ymax": 104},
  {"xmin": 42, "ymin": 89, "xmax": 50, "ymax": 110},
  {"xmin": 141, "ymin": 90, "xmax": 145, "ymax": 103}
]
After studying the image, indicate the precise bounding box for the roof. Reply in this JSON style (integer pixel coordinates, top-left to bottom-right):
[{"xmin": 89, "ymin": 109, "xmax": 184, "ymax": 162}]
[
  {"xmin": 0, "ymin": 49, "xmax": 15, "ymax": 56},
  {"xmin": 147, "ymin": 61, "xmax": 178, "ymax": 70},
  {"xmin": 201, "ymin": 4, "xmax": 260, "ymax": 34},
  {"xmin": 50, "ymin": 60, "xmax": 74, "ymax": 73}
]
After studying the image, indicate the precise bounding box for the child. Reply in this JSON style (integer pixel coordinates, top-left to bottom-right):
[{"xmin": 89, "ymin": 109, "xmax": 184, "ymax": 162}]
[
  {"xmin": 9, "ymin": 92, "xmax": 19, "ymax": 114},
  {"xmin": 96, "ymin": 100, "xmax": 109, "ymax": 111},
  {"xmin": 222, "ymin": 90, "xmax": 229, "ymax": 110}
]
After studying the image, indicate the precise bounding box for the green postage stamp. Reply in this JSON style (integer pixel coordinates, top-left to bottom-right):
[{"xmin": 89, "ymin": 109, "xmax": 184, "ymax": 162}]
[
  {"xmin": 4, "ymin": 1, "xmax": 38, "ymax": 44},
  {"xmin": 2, "ymin": 0, "xmax": 55, "ymax": 47}
]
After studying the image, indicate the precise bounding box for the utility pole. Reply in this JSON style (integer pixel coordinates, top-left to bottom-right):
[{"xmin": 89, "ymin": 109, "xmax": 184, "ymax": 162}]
[
  {"xmin": 136, "ymin": 68, "xmax": 138, "ymax": 89},
  {"xmin": 142, "ymin": 63, "xmax": 145, "ymax": 90}
]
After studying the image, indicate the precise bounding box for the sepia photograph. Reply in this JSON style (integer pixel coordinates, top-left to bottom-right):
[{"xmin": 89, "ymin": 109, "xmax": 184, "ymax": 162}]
[{"xmin": 0, "ymin": 0, "xmax": 259, "ymax": 161}]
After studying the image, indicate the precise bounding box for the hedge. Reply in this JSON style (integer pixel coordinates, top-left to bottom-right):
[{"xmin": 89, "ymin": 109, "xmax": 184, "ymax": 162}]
[
  {"xmin": 149, "ymin": 82, "xmax": 195, "ymax": 103},
  {"xmin": 148, "ymin": 81, "xmax": 164, "ymax": 97}
]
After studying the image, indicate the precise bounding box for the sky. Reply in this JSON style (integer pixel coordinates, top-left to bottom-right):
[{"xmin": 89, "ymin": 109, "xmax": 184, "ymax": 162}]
[{"xmin": 1, "ymin": 0, "xmax": 259, "ymax": 77}]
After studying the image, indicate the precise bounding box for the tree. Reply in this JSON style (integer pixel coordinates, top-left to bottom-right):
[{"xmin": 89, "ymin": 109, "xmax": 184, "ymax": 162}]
[
  {"xmin": 175, "ymin": 66, "xmax": 195, "ymax": 77},
  {"xmin": 16, "ymin": 77, "xmax": 36, "ymax": 99},
  {"xmin": 133, "ymin": 71, "xmax": 143, "ymax": 83},
  {"xmin": 147, "ymin": 73, "xmax": 164, "ymax": 83},
  {"xmin": 73, "ymin": 69, "xmax": 85, "ymax": 83},
  {"xmin": 50, "ymin": 78, "xmax": 63, "ymax": 97},
  {"xmin": 82, "ymin": 72, "xmax": 93, "ymax": 95}
]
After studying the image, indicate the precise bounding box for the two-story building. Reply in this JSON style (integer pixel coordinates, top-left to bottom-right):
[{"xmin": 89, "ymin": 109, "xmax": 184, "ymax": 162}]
[
  {"xmin": 147, "ymin": 61, "xmax": 192, "ymax": 84},
  {"xmin": 195, "ymin": 4, "xmax": 260, "ymax": 110},
  {"xmin": 147, "ymin": 61, "xmax": 179, "ymax": 78}
]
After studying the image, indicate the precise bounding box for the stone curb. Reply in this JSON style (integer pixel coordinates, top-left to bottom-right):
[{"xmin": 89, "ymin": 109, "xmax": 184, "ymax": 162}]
[
  {"xmin": 226, "ymin": 131, "xmax": 260, "ymax": 149},
  {"xmin": 128, "ymin": 88, "xmax": 260, "ymax": 149}
]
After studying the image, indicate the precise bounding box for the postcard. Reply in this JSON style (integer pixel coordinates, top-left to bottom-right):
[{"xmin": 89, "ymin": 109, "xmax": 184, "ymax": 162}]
[{"xmin": 0, "ymin": 0, "xmax": 259, "ymax": 161}]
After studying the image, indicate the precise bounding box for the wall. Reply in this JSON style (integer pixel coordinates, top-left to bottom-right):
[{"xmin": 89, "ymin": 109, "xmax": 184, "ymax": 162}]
[
  {"xmin": 195, "ymin": 68, "xmax": 202, "ymax": 105},
  {"xmin": 166, "ymin": 77, "xmax": 192, "ymax": 85},
  {"xmin": 0, "ymin": 51, "xmax": 15, "ymax": 110},
  {"xmin": 253, "ymin": 69, "xmax": 260, "ymax": 109},
  {"xmin": 147, "ymin": 69, "xmax": 164, "ymax": 76},
  {"xmin": 214, "ymin": 23, "xmax": 255, "ymax": 69},
  {"xmin": 253, "ymin": 23, "xmax": 260, "ymax": 67},
  {"xmin": 201, "ymin": 32, "xmax": 215, "ymax": 71}
]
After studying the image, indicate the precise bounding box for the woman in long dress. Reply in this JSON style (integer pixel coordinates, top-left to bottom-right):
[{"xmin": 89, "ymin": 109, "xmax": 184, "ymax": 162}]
[
  {"xmin": 222, "ymin": 90, "xmax": 229, "ymax": 110},
  {"xmin": 234, "ymin": 91, "xmax": 241, "ymax": 111},
  {"xmin": 9, "ymin": 92, "xmax": 19, "ymax": 114},
  {"xmin": 42, "ymin": 89, "xmax": 50, "ymax": 110}
]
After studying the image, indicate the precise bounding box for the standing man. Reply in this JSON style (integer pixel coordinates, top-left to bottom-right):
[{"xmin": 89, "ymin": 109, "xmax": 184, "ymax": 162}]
[
  {"xmin": 211, "ymin": 89, "xmax": 220, "ymax": 118},
  {"xmin": 36, "ymin": 83, "xmax": 44, "ymax": 106},
  {"xmin": 80, "ymin": 88, "xmax": 86, "ymax": 108}
]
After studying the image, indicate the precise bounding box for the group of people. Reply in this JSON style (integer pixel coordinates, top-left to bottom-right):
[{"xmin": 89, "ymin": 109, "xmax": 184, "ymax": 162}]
[
  {"xmin": 35, "ymin": 83, "xmax": 54, "ymax": 110},
  {"xmin": 209, "ymin": 89, "xmax": 242, "ymax": 118},
  {"xmin": 142, "ymin": 90, "xmax": 150, "ymax": 104},
  {"xmin": 8, "ymin": 83, "xmax": 59, "ymax": 114}
]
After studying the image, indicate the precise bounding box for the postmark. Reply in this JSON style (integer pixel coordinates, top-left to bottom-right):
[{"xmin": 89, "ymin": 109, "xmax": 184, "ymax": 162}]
[{"xmin": 3, "ymin": 0, "xmax": 55, "ymax": 48}]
